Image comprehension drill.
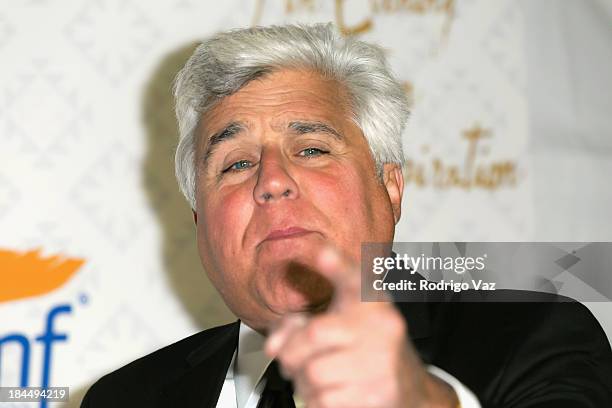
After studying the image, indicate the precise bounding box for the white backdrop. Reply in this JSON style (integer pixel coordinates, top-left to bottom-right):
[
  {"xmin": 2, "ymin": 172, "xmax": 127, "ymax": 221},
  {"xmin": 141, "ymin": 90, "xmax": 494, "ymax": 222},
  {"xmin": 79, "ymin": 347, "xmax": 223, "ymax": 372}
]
[{"xmin": 0, "ymin": 1, "xmax": 610, "ymax": 407}]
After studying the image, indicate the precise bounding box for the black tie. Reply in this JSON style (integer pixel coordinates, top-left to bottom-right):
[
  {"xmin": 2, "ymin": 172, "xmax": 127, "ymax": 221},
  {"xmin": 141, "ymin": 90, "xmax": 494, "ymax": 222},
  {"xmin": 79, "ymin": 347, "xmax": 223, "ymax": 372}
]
[{"xmin": 256, "ymin": 360, "xmax": 296, "ymax": 408}]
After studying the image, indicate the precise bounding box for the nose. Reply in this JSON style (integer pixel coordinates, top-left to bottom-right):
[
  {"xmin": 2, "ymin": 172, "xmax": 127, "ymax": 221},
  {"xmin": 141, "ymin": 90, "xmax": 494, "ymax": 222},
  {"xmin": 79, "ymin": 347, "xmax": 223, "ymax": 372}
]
[{"xmin": 253, "ymin": 148, "xmax": 299, "ymax": 205}]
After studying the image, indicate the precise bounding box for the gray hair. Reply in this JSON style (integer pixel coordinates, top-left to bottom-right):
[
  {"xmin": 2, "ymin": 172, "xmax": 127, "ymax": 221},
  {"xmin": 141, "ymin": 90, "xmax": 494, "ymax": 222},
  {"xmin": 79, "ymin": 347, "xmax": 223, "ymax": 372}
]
[{"xmin": 173, "ymin": 23, "xmax": 409, "ymax": 208}]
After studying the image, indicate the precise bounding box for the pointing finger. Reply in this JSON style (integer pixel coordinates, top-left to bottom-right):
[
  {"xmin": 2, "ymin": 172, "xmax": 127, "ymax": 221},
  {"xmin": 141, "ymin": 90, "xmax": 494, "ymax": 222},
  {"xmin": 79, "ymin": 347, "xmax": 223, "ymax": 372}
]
[{"xmin": 315, "ymin": 246, "xmax": 361, "ymax": 310}]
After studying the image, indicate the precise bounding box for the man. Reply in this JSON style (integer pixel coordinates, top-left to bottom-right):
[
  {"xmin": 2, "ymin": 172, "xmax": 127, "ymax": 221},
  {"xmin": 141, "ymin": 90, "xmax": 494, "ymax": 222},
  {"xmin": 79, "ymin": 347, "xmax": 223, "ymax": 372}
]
[{"xmin": 82, "ymin": 23, "xmax": 612, "ymax": 407}]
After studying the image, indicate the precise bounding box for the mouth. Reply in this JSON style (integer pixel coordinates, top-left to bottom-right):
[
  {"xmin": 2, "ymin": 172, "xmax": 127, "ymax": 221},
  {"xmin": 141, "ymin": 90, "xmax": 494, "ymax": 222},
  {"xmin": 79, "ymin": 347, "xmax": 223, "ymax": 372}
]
[{"xmin": 263, "ymin": 227, "xmax": 314, "ymax": 242}]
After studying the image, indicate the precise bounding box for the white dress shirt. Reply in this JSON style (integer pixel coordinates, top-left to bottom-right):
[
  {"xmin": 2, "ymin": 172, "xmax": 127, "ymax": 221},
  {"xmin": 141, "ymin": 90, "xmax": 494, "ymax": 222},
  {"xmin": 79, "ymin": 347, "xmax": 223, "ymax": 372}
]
[{"xmin": 216, "ymin": 323, "xmax": 480, "ymax": 408}]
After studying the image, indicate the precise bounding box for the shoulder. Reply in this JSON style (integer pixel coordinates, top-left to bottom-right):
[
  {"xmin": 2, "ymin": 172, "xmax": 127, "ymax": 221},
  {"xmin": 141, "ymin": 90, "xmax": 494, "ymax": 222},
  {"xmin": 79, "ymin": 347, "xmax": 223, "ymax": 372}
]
[
  {"xmin": 451, "ymin": 291, "xmax": 609, "ymax": 345},
  {"xmin": 420, "ymin": 291, "xmax": 612, "ymax": 406},
  {"xmin": 80, "ymin": 321, "xmax": 238, "ymax": 407},
  {"xmin": 431, "ymin": 290, "xmax": 612, "ymax": 364}
]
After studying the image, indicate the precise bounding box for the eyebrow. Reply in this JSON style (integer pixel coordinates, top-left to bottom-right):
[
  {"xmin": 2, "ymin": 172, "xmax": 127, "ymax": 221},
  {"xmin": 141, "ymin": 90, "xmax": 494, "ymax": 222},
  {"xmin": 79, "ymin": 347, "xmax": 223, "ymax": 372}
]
[
  {"xmin": 202, "ymin": 121, "xmax": 245, "ymax": 163},
  {"xmin": 202, "ymin": 120, "xmax": 343, "ymax": 165},
  {"xmin": 288, "ymin": 121, "xmax": 343, "ymax": 141}
]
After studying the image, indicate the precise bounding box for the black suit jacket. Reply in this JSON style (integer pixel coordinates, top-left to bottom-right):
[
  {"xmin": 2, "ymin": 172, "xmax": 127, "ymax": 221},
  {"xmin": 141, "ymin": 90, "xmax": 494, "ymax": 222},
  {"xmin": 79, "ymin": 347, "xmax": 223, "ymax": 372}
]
[{"xmin": 81, "ymin": 292, "xmax": 612, "ymax": 407}]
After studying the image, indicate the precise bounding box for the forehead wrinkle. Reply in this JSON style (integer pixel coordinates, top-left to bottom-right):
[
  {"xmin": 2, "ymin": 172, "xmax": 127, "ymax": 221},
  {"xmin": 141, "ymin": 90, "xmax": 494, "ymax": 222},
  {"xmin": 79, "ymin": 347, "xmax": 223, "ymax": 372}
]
[{"xmin": 267, "ymin": 110, "xmax": 344, "ymax": 131}]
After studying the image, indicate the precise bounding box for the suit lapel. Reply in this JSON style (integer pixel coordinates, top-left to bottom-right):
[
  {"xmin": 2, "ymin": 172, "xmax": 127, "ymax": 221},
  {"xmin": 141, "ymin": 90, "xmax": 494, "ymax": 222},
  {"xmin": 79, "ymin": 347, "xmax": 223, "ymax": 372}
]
[{"xmin": 161, "ymin": 321, "xmax": 240, "ymax": 408}]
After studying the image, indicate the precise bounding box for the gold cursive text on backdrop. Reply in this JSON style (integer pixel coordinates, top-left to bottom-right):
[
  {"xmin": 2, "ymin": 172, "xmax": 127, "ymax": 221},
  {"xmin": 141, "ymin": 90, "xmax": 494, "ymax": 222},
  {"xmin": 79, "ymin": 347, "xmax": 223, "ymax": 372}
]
[
  {"xmin": 252, "ymin": 0, "xmax": 455, "ymax": 37},
  {"xmin": 404, "ymin": 124, "xmax": 518, "ymax": 190}
]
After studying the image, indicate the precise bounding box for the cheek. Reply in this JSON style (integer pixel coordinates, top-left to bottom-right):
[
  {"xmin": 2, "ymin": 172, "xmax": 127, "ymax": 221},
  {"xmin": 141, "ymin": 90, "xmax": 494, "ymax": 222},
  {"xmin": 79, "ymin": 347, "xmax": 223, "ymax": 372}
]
[
  {"xmin": 321, "ymin": 175, "xmax": 366, "ymax": 213},
  {"xmin": 304, "ymin": 159, "xmax": 394, "ymax": 255},
  {"xmin": 200, "ymin": 188, "xmax": 253, "ymax": 259},
  {"xmin": 305, "ymin": 165, "xmax": 374, "ymax": 231}
]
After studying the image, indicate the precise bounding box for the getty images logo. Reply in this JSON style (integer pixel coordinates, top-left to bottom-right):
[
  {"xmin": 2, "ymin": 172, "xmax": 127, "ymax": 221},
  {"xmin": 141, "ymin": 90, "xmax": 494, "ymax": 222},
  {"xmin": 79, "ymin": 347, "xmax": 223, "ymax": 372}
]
[{"xmin": 0, "ymin": 248, "xmax": 84, "ymax": 408}]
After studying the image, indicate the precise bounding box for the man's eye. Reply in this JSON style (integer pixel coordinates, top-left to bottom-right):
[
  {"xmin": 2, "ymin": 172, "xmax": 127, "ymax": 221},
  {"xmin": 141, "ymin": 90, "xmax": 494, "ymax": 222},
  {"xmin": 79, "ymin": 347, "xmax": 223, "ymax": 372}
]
[
  {"xmin": 299, "ymin": 147, "xmax": 329, "ymax": 157},
  {"xmin": 223, "ymin": 160, "xmax": 252, "ymax": 173}
]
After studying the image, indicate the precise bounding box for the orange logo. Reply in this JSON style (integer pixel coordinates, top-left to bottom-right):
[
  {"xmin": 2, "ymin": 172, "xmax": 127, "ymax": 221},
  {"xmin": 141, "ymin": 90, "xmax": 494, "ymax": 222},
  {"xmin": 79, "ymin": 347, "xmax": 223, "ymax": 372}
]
[{"xmin": 0, "ymin": 249, "xmax": 84, "ymax": 303}]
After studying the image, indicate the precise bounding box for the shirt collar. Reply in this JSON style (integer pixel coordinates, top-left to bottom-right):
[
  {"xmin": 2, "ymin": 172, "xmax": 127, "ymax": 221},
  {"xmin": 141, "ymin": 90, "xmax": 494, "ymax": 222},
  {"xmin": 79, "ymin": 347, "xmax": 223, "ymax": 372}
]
[{"xmin": 228, "ymin": 322, "xmax": 272, "ymax": 408}]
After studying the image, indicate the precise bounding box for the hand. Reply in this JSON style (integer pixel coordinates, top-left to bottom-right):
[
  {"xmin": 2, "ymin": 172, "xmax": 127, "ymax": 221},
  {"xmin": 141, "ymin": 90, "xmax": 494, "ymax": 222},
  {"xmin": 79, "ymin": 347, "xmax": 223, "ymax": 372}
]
[{"xmin": 265, "ymin": 246, "xmax": 459, "ymax": 408}]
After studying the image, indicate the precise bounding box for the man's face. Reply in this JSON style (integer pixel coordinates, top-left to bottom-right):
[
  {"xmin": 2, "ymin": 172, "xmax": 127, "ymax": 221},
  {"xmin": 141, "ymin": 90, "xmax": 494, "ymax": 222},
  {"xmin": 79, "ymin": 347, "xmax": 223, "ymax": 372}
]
[{"xmin": 194, "ymin": 70, "xmax": 403, "ymax": 331}]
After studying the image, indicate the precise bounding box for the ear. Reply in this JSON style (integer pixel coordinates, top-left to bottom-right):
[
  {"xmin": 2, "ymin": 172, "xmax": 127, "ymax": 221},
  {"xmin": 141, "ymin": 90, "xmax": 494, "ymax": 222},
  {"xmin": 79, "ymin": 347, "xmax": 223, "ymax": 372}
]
[
  {"xmin": 382, "ymin": 163, "xmax": 404, "ymax": 224},
  {"xmin": 192, "ymin": 210, "xmax": 198, "ymax": 225}
]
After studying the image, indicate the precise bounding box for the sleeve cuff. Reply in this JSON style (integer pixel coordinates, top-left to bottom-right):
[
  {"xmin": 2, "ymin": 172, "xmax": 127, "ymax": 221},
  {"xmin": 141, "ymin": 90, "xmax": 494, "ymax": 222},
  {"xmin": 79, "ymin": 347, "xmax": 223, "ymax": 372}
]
[{"xmin": 427, "ymin": 365, "xmax": 481, "ymax": 408}]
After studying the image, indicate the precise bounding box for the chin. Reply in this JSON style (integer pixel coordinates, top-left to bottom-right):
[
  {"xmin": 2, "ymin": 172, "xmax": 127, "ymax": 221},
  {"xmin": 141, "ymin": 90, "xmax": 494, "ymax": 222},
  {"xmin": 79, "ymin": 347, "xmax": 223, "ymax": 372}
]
[
  {"xmin": 255, "ymin": 252, "xmax": 334, "ymax": 313},
  {"xmin": 264, "ymin": 281, "xmax": 333, "ymax": 316}
]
